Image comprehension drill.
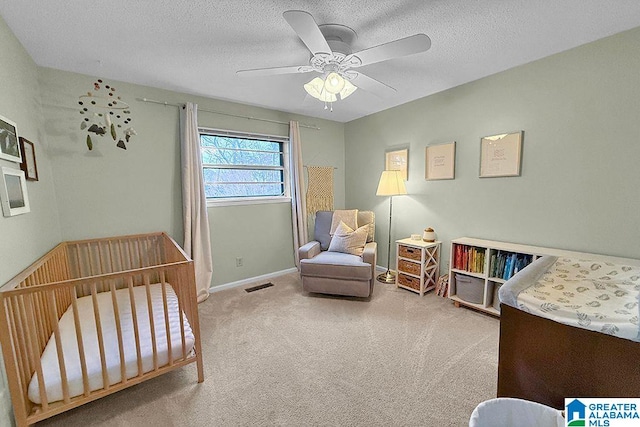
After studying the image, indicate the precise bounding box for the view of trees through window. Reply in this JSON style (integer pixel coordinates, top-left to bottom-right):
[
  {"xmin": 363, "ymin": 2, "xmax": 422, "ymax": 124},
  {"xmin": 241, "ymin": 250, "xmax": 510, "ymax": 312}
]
[{"xmin": 200, "ymin": 132, "xmax": 286, "ymax": 199}]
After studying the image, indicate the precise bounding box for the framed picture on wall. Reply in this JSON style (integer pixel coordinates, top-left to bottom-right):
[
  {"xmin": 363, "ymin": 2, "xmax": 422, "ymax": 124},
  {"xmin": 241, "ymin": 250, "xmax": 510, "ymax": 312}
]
[
  {"xmin": 0, "ymin": 167, "xmax": 30, "ymax": 217},
  {"xmin": 19, "ymin": 137, "xmax": 39, "ymax": 181},
  {"xmin": 385, "ymin": 148, "xmax": 408, "ymax": 181},
  {"xmin": 0, "ymin": 115, "xmax": 21, "ymax": 163},
  {"xmin": 479, "ymin": 131, "xmax": 523, "ymax": 178},
  {"xmin": 425, "ymin": 141, "xmax": 456, "ymax": 180}
]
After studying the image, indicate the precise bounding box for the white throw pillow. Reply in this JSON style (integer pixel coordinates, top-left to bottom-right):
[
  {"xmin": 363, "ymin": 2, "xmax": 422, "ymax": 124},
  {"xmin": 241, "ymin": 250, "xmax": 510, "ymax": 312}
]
[
  {"xmin": 328, "ymin": 221, "xmax": 368, "ymax": 256},
  {"xmin": 330, "ymin": 209, "xmax": 358, "ymax": 235}
]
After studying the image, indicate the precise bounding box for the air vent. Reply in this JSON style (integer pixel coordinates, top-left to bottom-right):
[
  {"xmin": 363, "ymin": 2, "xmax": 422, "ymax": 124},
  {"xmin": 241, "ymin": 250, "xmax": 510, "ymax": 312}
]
[{"xmin": 244, "ymin": 282, "xmax": 274, "ymax": 293}]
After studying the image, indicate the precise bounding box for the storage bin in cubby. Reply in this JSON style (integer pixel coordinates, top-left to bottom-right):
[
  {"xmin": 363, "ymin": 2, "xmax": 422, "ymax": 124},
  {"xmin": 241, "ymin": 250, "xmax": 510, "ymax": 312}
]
[{"xmin": 455, "ymin": 274, "xmax": 488, "ymax": 304}]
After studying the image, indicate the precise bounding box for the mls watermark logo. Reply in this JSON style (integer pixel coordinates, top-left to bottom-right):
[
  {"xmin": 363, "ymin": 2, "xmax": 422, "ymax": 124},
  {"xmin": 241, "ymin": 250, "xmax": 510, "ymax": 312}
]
[{"xmin": 565, "ymin": 398, "xmax": 640, "ymax": 427}]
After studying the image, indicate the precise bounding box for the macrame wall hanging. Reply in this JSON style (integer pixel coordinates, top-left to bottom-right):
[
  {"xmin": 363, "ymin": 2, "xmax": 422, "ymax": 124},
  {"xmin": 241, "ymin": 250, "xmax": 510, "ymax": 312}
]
[
  {"xmin": 305, "ymin": 166, "xmax": 335, "ymax": 216},
  {"xmin": 78, "ymin": 79, "xmax": 136, "ymax": 150}
]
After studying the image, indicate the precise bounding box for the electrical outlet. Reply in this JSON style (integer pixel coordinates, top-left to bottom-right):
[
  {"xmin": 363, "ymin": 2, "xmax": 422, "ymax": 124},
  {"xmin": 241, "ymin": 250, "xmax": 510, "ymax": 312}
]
[{"xmin": 236, "ymin": 257, "xmax": 243, "ymax": 267}]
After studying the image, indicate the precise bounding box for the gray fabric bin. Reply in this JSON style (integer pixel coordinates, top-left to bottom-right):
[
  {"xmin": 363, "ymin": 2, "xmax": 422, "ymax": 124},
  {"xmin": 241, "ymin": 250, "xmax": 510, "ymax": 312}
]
[{"xmin": 455, "ymin": 274, "xmax": 486, "ymax": 304}]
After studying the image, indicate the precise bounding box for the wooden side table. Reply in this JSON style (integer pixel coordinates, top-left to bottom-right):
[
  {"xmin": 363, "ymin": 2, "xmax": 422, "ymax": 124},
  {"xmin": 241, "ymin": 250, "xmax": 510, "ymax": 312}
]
[{"xmin": 395, "ymin": 238, "xmax": 441, "ymax": 296}]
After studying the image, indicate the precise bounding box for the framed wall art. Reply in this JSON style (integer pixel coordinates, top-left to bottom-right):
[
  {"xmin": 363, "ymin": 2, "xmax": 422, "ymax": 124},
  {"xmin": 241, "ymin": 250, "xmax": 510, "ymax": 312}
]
[
  {"xmin": 385, "ymin": 148, "xmax": 408, "ymax": 181},
  {"xmin": 19, "ymin": 137, "xmax": 39, "ymax": 181},
  {"xmin": 0, "ymin": 115, "xmax": 21, "ymax": 163},
  {"xmin": 425, "ymin": 141, "xmax": 456, "ymax": 180},
  {"xmin": 479, "ymin": 131, "xmax": 523, "ymax": 178},
  {"xmin": 0, "ymin": 167, "xmax": 30, "ymax": 217}
]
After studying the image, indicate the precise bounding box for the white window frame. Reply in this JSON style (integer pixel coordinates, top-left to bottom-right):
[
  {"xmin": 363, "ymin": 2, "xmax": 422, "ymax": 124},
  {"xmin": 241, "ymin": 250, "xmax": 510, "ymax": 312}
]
[{"xmin": 199, "ymin": 127, "xmax": 291, "ymax": 207}]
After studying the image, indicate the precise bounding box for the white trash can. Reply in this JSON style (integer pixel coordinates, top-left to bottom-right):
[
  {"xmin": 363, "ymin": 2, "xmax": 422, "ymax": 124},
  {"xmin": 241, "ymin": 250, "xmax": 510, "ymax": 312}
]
[{"xmin": 469, "ymin": 398, "xmax": 565, "ymax": 427}]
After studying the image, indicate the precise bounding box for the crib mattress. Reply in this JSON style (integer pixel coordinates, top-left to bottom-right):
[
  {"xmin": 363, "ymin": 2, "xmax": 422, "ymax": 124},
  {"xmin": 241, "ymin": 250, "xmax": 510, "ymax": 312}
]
[
  {"xmin": 28, "ymin": 283, "xmax": 195, "ymax": 404},
  {"xmin": 500, "ymin": 256, "xmax": 640, "ymax": 342}
]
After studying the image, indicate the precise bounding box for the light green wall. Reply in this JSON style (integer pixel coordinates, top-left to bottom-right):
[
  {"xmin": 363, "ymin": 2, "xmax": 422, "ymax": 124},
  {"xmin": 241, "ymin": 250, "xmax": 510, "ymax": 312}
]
[
  {"xmin": 37, "ymin": 68, "xmax": 346, "ymax": 287},
  {"xmin": 0, "ymin": 16, "xmax": 62, "ymax": 427},
  {"xmin": 345, "ymin": 26, "xmax": 640, "ymax": 270}
]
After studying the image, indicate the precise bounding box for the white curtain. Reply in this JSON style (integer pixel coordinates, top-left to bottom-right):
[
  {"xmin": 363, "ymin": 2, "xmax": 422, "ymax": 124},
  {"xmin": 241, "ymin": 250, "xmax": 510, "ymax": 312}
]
[
  {"xmin": 290, "ymin": 121, "xmax": 308, "ymax": 268},
  {"xmin": 180, "ymin": 102, "xmax": 213, "ymax": 302}
]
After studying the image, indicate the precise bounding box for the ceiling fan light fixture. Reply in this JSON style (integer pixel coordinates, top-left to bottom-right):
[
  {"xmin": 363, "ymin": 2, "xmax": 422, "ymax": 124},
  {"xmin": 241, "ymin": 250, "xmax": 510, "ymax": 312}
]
[
  {"xmin": 324, "ymin": 72, "xmax": 346, "ymax": 94},
  {"xmin": 338, "ymin": 79, "xmax": 357, "ymax": 100},
  {"xmin": 304, "ymin": 77, "xmax": 325, "ymax": 98},
  {"xmin": 304, "ymin": 77, "xmax": 337, "ymax": 102}
]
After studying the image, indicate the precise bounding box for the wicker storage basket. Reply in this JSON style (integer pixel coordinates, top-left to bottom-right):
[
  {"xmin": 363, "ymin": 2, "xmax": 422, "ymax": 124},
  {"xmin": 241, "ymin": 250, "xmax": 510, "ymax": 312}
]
[
  {"xmin": 398, "ymin": 259, "xmax": 421, "ymax": 276},
  {"xmin": 398, "ymin": 245, "xmax": 421, "ymax": 261},
  {"xmin": 398, "ymin": 273, "xmax": 420, "ymax": 290}
]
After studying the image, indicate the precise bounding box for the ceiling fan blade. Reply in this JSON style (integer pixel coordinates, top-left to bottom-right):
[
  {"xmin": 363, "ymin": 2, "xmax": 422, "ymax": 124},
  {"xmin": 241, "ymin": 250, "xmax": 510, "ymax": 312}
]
[
  {"xmin": 345, "ymin": 34, "xmax": 431, "ymax": 68},
  {"xmin": 237, "ymin": 65, "xmax": 314, "ymax": 77},
  {"xmin": 349, "ymin": 72, "xmax": 397, "ymax": 96},
  {"xmin": 283, "ymin": 10, "xmax": 332, "ymax": 56}
]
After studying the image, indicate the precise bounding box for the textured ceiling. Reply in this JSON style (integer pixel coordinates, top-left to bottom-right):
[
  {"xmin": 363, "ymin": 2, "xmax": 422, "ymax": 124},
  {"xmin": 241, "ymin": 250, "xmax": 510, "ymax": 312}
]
[{"xmin": 2, "ymin": 1, "xmax": 640, "ymax": 123}]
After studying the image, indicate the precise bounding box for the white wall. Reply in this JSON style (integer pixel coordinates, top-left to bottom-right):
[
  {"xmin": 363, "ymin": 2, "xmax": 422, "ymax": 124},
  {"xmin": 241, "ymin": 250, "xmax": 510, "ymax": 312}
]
[
  {"xmin": 345, "ymin": 26, "xmax": 640, "ymax": 270},
  {"xmin": 0, "ymin": 16, "xmax": 62, "ymax": 427}
]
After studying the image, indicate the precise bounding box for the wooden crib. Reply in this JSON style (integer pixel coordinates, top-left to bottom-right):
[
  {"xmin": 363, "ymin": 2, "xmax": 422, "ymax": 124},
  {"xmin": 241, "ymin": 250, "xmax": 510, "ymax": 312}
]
[{"xmin": 0, "ymin": 232, "xmax": 204, "ymax": 427}]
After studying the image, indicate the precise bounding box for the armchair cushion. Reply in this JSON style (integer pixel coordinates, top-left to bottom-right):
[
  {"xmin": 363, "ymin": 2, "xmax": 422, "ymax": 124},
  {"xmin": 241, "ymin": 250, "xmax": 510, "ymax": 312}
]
[
  {"xmin": 327, "ymin": 221, "xmax": 368, "ymax": 256},
  {"xmin": 357, "ymin": 210, "xmax": 375, "ymax": 242},
  {"xmin": 300, "ymin": 251, "xmax": 372, "ymax": 281},
  {"xmin": 314, "ymin": 211, "xmax": 334, "ymax": 250},
  {"xmin": 329, "ymin": 209, "xmax": 358, "ymax": 235}
]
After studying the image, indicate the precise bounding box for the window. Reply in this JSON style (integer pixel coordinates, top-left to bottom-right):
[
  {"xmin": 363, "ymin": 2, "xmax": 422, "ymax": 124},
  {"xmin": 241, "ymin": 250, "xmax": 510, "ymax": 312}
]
[{"xmin": 199, "ymin": 128, "xmax": 289, "ymax": 204}]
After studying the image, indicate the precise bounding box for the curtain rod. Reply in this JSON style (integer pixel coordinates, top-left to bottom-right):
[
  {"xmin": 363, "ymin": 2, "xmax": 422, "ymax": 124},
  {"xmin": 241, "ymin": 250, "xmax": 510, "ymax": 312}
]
[
  {"xmin": 137, "ymin": 98, "xmax": 320, "ymax": 130},
  {"xmin": 304, "ymin": 165, "xmax": 337, "ymax": 169}
]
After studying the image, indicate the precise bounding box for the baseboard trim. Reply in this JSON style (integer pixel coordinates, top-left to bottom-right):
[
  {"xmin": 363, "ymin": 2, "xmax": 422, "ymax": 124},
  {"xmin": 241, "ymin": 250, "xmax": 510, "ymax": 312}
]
[
  {"xmin": 376, "ymin": 265, "xmax": 395, "ymax": 272},
  {"xmin": 208, "ymin": 267, "xmax": 298, "ymax": 293}
]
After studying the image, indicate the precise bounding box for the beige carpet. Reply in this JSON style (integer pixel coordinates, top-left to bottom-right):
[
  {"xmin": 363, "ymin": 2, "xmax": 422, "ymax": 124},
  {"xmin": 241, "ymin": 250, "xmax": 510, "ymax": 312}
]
[{"xmin": 38, "ymin": 273, "xmax": 500, "ymax": 427}]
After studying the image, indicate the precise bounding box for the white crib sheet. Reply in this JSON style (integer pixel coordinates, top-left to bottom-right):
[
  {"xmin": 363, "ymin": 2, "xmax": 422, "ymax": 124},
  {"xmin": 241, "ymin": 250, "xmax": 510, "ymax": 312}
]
[{"xmin": 28, "ymin": 283, "xmax": 195, "ymax": 404}]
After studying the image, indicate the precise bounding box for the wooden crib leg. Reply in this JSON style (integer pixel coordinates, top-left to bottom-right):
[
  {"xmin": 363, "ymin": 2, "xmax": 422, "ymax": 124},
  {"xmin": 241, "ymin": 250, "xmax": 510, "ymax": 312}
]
[{"xmin": 196, "ymin": 352, "xmax": 204, "ymax": 383}]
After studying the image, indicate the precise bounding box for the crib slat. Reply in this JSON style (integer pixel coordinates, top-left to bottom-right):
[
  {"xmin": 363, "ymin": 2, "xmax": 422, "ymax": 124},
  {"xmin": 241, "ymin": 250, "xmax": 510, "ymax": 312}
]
[
  {"xmin": 7, "ymin": 298, "xmax": 28, "ymax": 398},
  {"xmin": 70, "ymin": 288, "xmax": 90, "ymax": 398},
  {"xmin": 109, "ymin": 281, "xmax": 127, "ymax": 384},
  {"xmin": 160, "ymin": 272, "xmax": 172, "ymax": 365},
  {"xmin": 143, "ymin": 275, "xmax": 159, "ymax": 371},
  {"xmin": 136, "ymin": 239, "xmax": 144, "ymax": 268},
  {"xmin": 86, "ymin": 243, "xmax": 95, "ymax": 277},
  {"xmin": 23, "ymin": 295, "xmax": 49, "ymax": 409},
  {"xmin": 175, "ymin": 272, "xmax": 187, "ymax": 360},
  {"xmin": 0, "ymin": 297, "xmax": 30, "ymax": 427},
  {"xmin": 128, "ymin": 240, "xmax": 135, "ymax": 271},
  {"xmin": 35, "ymin": 289, "xmax": 49, "ymax": 353},
  {"xmin": 147, "ymin": 236, "xmax": 156, "ymax": 267},
  {"xmin": 116, "ymin": 239, "xmax": 126, "ymax": 273},
  {"xmin": 127, "ymin": 277, "xmax": 144, "ymax": 377},
  {"xmin": 15, "ymin": 296, "xmax": 32, "ymax": 391},
  {"xmin": 91, "ymin": 283, "xmax": 110, "ymax": 391},
  {"xmin": 108, "ymin": 240, "xmax": 116, "ymax": 274},
  {"xmin": 97, "ymin": 241, "xmax": 106, "ymax": 276},
  {"xmin": 47, "ymin": 296, "xmax": 71, "ymax": 404}
]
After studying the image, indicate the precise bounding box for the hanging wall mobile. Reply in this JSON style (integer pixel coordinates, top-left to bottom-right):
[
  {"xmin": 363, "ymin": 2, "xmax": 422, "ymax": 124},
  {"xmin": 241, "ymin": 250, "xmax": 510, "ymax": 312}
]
[{"xmin": 78, "ymin": 79, "xmax": 136, "ymax": 150}]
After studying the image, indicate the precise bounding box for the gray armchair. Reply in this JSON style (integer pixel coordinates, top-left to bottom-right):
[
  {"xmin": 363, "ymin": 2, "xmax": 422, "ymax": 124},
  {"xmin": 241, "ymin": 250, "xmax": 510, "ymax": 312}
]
[{"xmin": 299, "ymin": 211, "xmax": 377, "ymax": 298}]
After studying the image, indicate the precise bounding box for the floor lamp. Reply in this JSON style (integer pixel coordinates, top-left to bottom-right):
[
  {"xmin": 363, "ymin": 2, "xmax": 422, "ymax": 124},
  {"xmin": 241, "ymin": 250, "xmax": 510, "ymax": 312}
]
[{"xmin": 376, "ymin": 170, "xmax": 407, "ymax": 283}]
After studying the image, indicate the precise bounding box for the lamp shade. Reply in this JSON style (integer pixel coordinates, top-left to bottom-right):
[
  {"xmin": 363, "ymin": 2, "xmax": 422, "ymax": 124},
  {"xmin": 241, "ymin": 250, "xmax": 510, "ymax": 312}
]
[
  {"xmin": 324, "ymin": 72, "xmax": 346, "ymax": 94},
  {"xmin": 376, "ymin": 170, "xmax": 407, "ymax": 196},
  {"xmin": 339, "ymin": 79, "xmax": 357, "ymax": 100}
]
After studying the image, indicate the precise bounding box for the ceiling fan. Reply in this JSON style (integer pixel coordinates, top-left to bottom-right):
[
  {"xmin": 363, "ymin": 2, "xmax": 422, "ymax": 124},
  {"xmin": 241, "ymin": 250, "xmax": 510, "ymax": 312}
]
[{"xmin": 237, "ymin": 10, "xmax": 431, "ymax": 109}]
